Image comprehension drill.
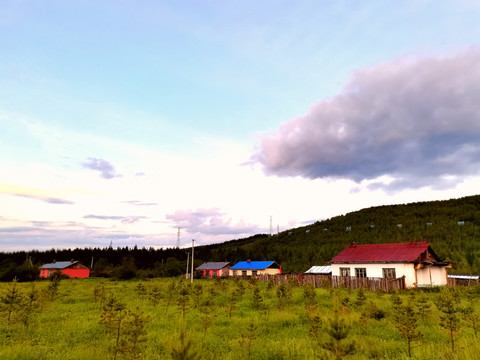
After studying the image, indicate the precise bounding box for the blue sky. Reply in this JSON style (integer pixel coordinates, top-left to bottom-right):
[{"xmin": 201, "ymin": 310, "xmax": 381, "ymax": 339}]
[{"xmin": 1, "ymin": 0, "xmax": 480, "ymax": 251}]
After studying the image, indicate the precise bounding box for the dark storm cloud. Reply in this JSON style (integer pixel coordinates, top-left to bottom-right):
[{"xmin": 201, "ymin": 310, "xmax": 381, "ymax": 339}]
[
  {"xmin": 254, "ymin": 48, "xmax": 480, "ymax": 191},
  {"xmin": 82, "ymin": 157, "xmax": 122, "ymax": 179},
  {"xmin": 166, "ymin": 208, "xmax": 262, "ymax": 236}
]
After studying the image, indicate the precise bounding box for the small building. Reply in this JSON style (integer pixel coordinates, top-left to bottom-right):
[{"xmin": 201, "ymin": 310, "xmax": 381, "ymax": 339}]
[
  {"xmin": 39, "ymin": 260, "xmax": 90, "ymax": 279},
  {"xmin": 196, "ymin": 262, "xmax": 231, "ymax": 278},
  {"xmin": 330, "ymin": 242, "xmax": 450, "ymax": 288},
  {"xmin": 229, "ymin": 260, "xmax": 281, "ymax": 277},
  {"xmin": 448, "ymin": 274, "xmax": 480, "ymax": 286},
  {"xmin": 305, "ymin": 265, "xmax": 332, "ymax": 275}
]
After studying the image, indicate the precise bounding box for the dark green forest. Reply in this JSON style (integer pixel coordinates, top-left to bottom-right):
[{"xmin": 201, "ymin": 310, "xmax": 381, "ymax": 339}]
[{"xmin": 2, "ymin": 194, "xmax": 480, "ymax": 281}]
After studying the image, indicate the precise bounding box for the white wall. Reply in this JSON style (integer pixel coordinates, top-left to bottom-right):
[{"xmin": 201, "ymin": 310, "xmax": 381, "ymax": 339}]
[
  {"xmin": 416, "ymin": 266, "xmax": 448, "ymax": 287},
  {"xmin": 331, "ymin": 263, "xmax": 417, "ymax": 287}
]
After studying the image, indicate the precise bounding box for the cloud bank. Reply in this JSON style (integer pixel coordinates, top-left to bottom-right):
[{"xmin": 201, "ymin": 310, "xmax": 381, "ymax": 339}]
[
  {"xmin": 166, "ymin": 208, "xmax": 262, "ymax": 238},
  {"xmin": 82, "ymin": 158, "xmax": 122, "ymax": 179},
  {"xmin": 254, "ymin": 48, "xmax": 480, "ymax": 190},
  {"xmin": 84, "ymin": 215, "xmax": 146, "ymax": 224},
  {"xmin": 12, "ymin": 193, "xmax": 74, "ymax": 205}
]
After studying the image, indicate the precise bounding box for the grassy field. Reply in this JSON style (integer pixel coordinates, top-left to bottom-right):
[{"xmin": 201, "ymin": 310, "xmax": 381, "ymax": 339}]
[{"xmin": 1, "ymin": 277, "xmax": 480, "ymax": 360}]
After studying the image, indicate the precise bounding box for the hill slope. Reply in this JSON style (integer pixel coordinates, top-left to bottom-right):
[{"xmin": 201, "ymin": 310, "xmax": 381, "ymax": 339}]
[{"xmin": 195, "ymin": 194, "xmax": 480, "ymax": 273}]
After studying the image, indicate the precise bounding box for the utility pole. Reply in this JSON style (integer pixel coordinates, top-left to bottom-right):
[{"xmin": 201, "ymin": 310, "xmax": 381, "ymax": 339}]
[
  {"xmin": 270, "ymin": 216, "xmax": 272, "ymax": 236},
  {"xmin": 177, "ymin": 227, "xmax": 181, "ymax": 248},
  {"xmin": 185, "ymin": 252, "xmax": 190, "ymax": 279},
  {"xmin": 191, "ymin": 239, "xmax": 195, "ymax": 283}
]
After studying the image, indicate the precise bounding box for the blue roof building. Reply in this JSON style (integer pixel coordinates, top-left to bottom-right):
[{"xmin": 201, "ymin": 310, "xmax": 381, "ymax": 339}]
[{"xmin": 229, "ymin": 260, "xmax": 281, "ymax": 276}]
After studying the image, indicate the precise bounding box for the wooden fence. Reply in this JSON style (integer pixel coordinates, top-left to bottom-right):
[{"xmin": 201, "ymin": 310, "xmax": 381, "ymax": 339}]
[
  {"xmin": 331, "ymin": 275, "xmax": 406, "ymax": 291},
  {"xmin": 447, "ymin": 277, "xmax": 480, "ymax": 287},
  {"xmin": 256, "ymin": 273, "xmax": 406, "ymax": 291}
]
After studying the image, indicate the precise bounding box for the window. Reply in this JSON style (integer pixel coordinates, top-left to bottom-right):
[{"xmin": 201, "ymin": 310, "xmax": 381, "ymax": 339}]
[
  {"xmin": 242, "ymin": 270, "xmax": 247, "ymax": 276},
  {"xmin": 355, "ymin": 268, "xmax": 367, "ymax": 278},
  {"xmin": 383, "ymin": 268, "xmax": 396, "ymax": 279},
  {"xmin": 252, "ymin": 270, "xmax": 257, "ymax": 276},
  {"xmin": 340, "ymin": 267, "xmax": 351, "ymax": 277}
]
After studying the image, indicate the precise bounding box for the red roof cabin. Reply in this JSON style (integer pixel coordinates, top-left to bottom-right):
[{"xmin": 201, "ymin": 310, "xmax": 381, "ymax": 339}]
[
  {"xmin": 330, "ymin": 242, "xmax": 450, "ymax": 287},
  {"xmin": 39, "ymin": 260, "xmax": 90, "ymax": 279}
]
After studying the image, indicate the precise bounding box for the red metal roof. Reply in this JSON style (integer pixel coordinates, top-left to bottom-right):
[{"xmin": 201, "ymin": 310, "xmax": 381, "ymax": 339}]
[{"xmin": 331, "ymin": 242, "xmax": 431, "ymax": 263}]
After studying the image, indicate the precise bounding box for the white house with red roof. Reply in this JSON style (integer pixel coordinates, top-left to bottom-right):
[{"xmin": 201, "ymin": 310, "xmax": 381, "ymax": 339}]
[{"xmin": 330, "ymin": 242, "xmax": 450, "ymax": 287}]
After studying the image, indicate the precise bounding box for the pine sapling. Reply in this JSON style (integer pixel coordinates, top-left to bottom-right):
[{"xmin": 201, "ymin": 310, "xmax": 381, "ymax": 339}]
[
  {"xmin": 252, "ymin": 286, "xmax": 264, "ymax": 310},
  {"xmin": 321, "ymin": 313, "xmax": 356, "ymax": 360},
  {"xmin": 303, "ymin": 283, "xmax": 317, "ymax": 315},
  {"xmin": 171, "ymin": 319, "xmax": 199, "ymax": 360},
  {"xmin": 276, "ymin": 283, "xmax": 292, "ymax": 312},
  {"xmin": 150, "ymin": 286, "xmax": 162, "ymax": 307},
  {"xmin": 437, "ymin": 291, "xmax": 461, "ymax": 352},
  {"xmin": 177, "ymin": 285, "xmax": 190, "ymax": 321},
  {"xmin": 100, "ymin": 295, "xmax": 127, "ymax": 360},
  {"xmin": 239, "ymin": 320, "xmax": 257, "ymax": 360},
  {"xmin": 394, "ymin": 303, "xmax": 422, "ymax": 358},
  {"xmin": 20, "ymin": 282, "xmax": 38, "ymax": 328},
  {"xmin": 1, "ymin": 278, "xmax": 23, "ymax": 329},
  {"xmin": 355, "ymin": 287, "xmax": 366, "ymax": 307},
  {"xmin": 227, "ymin": 289, "xmax": 238, "ymax": 319},
  {"xmin": 135, "ymin": 282, "xmax": 147, "ymax": 299},
  {"xmin": 119, "ymin": 307, "xmax": 148, "ymax": 360},
  {"xmin": 462, "ymin": 302, "xmax": 480, "ymax": 338},
  {"xmin": 165, "ymin": 280, "xmax": 178, "ymax": 315}
]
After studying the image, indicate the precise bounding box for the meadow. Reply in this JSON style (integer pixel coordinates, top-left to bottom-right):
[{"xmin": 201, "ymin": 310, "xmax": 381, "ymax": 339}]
[{"xmin": 1, "ymin": 276, "xmax": 480, "ymax": 360}]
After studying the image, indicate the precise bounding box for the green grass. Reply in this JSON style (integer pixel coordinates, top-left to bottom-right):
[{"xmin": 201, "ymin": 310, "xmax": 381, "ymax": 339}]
[{"xmin": 1, "ymin": 278, "xmax": 480, "ymax": 359}]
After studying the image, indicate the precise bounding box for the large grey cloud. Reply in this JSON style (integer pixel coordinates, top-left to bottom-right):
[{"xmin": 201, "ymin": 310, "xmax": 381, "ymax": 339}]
[
  {"xmin": 82, "ymin": 158, "xmax": 122, "ymax": 179},
  {"xmin": 254, "ymin": 48, "xmax": 480, "ymax": 190}
]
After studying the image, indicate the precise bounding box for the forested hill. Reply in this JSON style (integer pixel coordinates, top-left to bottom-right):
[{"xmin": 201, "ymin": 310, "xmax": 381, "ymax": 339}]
[
  {"xmin": 196, "ymin": 194, "xmax": 480, "ymax": 274},
  {"xmin": 1, "ymin": 194, "xmax": 480, "ymax": 281}
]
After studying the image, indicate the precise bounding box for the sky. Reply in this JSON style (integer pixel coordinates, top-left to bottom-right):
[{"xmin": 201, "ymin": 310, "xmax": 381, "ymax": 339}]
[{"xmin": 1, "ymin": 0, "xmax": 480, "ymax": 251}]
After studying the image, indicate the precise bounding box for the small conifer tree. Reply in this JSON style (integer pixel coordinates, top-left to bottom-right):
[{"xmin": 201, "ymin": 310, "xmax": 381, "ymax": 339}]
[
  {"xmin": 135, "ymin": 282, "xmax": 147, "ymax": 299},
  {"xmin": 394, "ymin": 303, "xmax": 422, "ymax": 358},
  {"xmin": 1, "ymin": 278, "xmax": 23, "ymax": 329},
  {"xmin": 239, "ymin": 320, "xmax": 257, "ymax": 360},
  {"xmin": 119, "ymin": 307, "xmax": 148, "ymax": 360},
  {"xmin": 276, "ymin": 283, "xmax": 292, "ymax": 312},
  {"xmin": 150, "ymin": 286, "xmax": 162, "ymax": 307},
  {"xmin": 177, "ymin": 285, "xmax": 190, "ymax": 320},
  {"xmin": 321, "ymin": 313, "xmax": 356, "ymax": 360},
  {"xmin": 100, "ymin": 295, "xmax": 127, "ymax": 360},
  {"xmin": 252, "ymin": 287, "xmax": 264, "ymax": 310},
  {"xmin": 355, "ymin": 287, "xmax": 367, "ymax": 306},
  {"xmin": 20, "ymin": 282, "xmax": 38, "ymax": 328},
  {"xmin": 171, "ymin": 319, "xmax": 199, "ymax": 360},
  {"xmin": 437, "ymin": 291, "xmax": 461, "ymax": 351},
  {"xmin": 462, "ymin": 301, "xmax": 480, "ymax": 338},
  {"xmin": 164, "ymin": 280, "xmax": 178, "ymax": 315}
]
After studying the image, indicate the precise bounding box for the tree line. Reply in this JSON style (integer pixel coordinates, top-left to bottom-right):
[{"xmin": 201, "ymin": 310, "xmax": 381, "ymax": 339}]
[{"xmin": 1, "ymin": 194, "xmax": 479, "ymax": 281}]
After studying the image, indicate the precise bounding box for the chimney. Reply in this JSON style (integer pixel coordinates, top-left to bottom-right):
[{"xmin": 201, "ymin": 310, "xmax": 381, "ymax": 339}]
[
  {"xmin": 71, "ymin": 259, "xmax": 74, "ymax": 263},
  {"xmin": 247, "ymin": 259, "xmax": 251, "ymax": 263}
]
